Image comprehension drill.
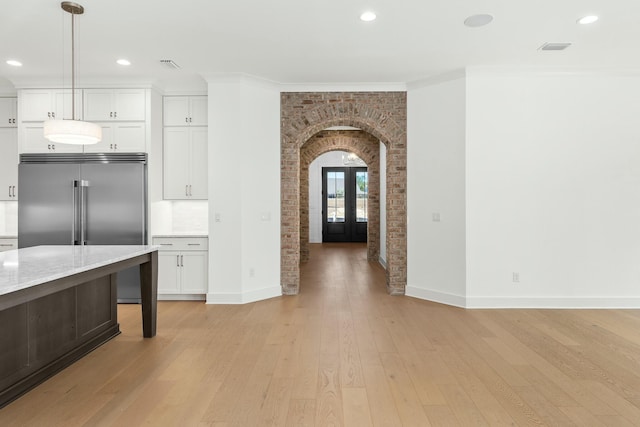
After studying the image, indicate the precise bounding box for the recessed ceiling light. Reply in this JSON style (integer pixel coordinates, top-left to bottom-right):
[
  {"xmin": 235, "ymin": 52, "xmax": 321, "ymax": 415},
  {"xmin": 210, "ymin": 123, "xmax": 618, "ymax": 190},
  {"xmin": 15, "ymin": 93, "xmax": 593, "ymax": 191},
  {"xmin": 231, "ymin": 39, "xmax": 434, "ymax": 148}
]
[
  {"xmin": 577, "ymin": 15, "xmax": 598, "ymax": 25},
  {"xmin": 6, "ymin": 59, "xmax": 22, "ymax": 67},
  {"xmin": 464, "ymin": 14, "xmax": 493, "ymax": 28},
  {"xmin": 539, "ymin": 42, "xmax": 572, "ymax": 51},
  {"xmin": 360, "ymin": 11, "xmax": 376, "ymax": 22},
  {"xmin": 116, "ymin": 59, "xmax": 131, "ymax": 66}
]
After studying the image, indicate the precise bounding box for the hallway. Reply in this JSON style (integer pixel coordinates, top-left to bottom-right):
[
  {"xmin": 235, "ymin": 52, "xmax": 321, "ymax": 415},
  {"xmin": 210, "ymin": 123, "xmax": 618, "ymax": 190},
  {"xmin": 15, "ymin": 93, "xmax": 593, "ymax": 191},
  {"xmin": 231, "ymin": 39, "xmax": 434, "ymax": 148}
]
[{"xmin": 2, "ymin": 243, "xmax": 640, "ymax": 425}]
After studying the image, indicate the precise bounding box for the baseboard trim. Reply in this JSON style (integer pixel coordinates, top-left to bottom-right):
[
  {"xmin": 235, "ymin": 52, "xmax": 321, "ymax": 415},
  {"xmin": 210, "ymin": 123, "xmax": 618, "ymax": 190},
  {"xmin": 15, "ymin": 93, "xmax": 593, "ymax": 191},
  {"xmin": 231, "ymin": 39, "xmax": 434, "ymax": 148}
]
[
  {"xmin": 465, "ymin": 296, "xmax": 640, "ymax": 309},
  {"xmin": 206, "ymin": 286, "xmax": 282, "ymax": 304},
  {"xmin": 158, "ymin": 294, "xmax": 206, "ymax": 301},
  {"xmin": 405, "ymin": 286, "xmax": 466, "ymax": 308},
  {"xmin": 378, "ymin": 256, "xmax": 387, "ymax": 269},
  {"xmin": 405, "ymin": 287, "xmax": 640, "ymax": 309}
]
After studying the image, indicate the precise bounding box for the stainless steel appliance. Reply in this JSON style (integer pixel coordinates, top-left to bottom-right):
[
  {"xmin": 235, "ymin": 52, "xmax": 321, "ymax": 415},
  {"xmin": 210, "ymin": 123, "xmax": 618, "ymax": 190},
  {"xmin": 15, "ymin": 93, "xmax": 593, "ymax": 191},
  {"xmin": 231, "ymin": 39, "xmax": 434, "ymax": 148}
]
[{"xmin": 18, "ymin": 153, "xmax": 147, "ymax": 303}]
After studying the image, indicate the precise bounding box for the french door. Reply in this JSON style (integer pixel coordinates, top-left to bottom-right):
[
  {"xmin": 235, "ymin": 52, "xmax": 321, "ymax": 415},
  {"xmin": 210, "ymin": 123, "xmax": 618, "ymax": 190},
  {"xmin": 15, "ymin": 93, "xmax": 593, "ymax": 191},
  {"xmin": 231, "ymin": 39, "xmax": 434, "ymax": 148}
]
[{"xmin": 322, "ymin": 167, "xmax": 368, "ymax": 242}]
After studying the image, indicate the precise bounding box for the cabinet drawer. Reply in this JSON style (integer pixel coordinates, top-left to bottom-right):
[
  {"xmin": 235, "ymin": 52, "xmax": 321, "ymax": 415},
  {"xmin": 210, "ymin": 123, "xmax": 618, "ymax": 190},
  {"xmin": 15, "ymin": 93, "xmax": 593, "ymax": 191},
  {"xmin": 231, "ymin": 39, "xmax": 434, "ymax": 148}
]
[
  {"xmin": 0, "ymin": 238, "xmax": 17, "ymax": 252},
  {"xmin": 153, "ymin": 237, "xmax": 208, "ymax": 251}
]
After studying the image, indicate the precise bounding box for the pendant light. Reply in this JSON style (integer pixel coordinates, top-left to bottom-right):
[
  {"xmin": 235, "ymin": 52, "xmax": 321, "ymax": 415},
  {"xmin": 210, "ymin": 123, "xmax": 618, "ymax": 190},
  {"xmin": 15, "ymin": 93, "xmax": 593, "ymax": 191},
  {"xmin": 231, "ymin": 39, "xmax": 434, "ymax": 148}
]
[{"xmin": 43, "ymin": 2, "xmax": 101, "ymax": 145}]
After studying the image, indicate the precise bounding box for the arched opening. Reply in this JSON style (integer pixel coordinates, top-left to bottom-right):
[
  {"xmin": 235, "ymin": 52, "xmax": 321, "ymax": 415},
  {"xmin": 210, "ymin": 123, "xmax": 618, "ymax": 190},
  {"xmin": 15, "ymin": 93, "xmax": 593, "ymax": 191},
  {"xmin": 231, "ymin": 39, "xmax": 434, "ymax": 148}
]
[
  {"xmin": 281, "ymin": 92, "xmax": 407, "ymax": 295},
  {"xmin": 300, "ymin": 130, "xmax": 380, "ymax": 266}
]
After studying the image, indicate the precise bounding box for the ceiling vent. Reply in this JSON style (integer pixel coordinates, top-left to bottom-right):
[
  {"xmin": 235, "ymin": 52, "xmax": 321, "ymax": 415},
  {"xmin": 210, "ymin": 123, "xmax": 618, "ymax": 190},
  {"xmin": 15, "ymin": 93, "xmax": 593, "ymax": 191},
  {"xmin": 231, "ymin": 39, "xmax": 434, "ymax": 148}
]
[
  {"xmin": 159, "ymin": 59, "xmax": 181, "ymax": 69},
  {"xmin": 539, "ymin": 42, "xmax": 572, "ymax": 51}
]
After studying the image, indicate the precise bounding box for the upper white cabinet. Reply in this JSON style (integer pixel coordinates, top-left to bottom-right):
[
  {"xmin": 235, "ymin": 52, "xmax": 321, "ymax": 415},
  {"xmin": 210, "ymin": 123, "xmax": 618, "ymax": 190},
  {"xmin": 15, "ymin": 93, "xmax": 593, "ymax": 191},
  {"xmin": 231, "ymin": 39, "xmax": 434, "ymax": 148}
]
[
  {"xmin": 163, "ymin": 96, "xmax": 207, "ymax": 126},
  {"xmin": 18, "ymin": 88, "xmax": 149, "ymax": 154},
  {"xmin": 83, "ymin": 123, "xmax": 146, "ymax": 153},
  {"xmin": 0, "ymin": 98, "xmax": 17, "ymax": 127},
  {"xmin": 83, "ymin": 89, "xmax": 146, "ymax": 121},
  {"xmin": 20, "ymin": 124, "xmax": 83, "ymax": 153},
  {"xmin": 19, "ymin": 89, "xmax": 82, "ymax": 122},
  {"xmin": 0, "ymin": 128, "xmax": 18, "ymax": 200},
  {"xmin": 163, "ymin": 127, "xmax": 208, "ymax": 199}
]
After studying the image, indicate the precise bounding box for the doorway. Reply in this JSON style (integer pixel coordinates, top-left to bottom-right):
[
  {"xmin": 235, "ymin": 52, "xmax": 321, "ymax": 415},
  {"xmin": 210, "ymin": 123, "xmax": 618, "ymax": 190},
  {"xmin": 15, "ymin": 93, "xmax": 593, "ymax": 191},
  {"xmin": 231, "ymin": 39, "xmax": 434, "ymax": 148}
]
[{"xmin": 322, "ymin": 167, "xmax": 368, "ymax": 243}]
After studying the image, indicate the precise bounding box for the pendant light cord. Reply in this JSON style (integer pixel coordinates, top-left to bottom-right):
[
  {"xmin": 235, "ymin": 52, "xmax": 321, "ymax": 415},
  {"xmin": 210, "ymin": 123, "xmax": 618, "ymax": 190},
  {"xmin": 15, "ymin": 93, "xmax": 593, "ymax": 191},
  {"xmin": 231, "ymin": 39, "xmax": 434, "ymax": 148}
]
[{"xmin": 71, "ymin": 10, "xmax": 76, "ymax": 120}]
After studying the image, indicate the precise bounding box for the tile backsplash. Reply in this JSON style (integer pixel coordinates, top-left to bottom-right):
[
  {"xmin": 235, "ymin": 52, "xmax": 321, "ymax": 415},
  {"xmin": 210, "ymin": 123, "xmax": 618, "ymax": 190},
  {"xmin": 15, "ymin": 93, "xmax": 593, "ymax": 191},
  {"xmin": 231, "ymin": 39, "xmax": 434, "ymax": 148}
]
[
  {"xmin": 171, "ymin": 201, "xmax": 208, "ymax": 234},
  {"xmin": 150, "ymin": 200, "xmax": 208, "ymax": 235}
]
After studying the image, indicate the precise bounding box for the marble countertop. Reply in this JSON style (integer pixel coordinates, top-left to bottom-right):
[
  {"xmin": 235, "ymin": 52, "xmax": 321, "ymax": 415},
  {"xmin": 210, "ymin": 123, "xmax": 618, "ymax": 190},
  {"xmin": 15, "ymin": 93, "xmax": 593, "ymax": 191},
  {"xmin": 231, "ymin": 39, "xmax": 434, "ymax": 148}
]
[{"xmin": 0, "ymin": 245, "xmax": 159, "ymax": 297}]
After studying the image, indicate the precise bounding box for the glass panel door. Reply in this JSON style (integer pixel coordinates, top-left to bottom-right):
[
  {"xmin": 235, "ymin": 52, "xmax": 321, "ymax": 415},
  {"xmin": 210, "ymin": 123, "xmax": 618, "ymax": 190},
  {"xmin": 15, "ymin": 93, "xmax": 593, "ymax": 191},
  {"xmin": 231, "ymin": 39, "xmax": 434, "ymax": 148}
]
[
  {"xmin": 326, "ymin": 171, "xmax": 345, "ymax": 223},
  {"xmin": 322, "ymin": 167, "xmax": 367, "ymax": 243}
]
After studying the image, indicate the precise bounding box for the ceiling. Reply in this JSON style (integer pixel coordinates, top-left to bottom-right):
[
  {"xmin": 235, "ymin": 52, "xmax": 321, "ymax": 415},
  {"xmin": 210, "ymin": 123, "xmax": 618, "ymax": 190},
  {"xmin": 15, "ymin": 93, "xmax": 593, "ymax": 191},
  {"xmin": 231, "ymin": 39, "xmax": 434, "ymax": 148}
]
[{"xmin": 1, "ymin": 0, "xmax": 639, "ymax": 89}]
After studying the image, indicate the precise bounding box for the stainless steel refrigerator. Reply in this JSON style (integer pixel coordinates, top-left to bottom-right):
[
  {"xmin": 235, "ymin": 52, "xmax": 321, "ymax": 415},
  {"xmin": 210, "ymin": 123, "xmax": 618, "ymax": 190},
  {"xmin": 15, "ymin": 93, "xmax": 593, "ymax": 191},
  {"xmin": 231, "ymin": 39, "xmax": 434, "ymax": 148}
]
[{"xmin": 18, "ymin": 153, "xmax": 147, "ymax": 303}]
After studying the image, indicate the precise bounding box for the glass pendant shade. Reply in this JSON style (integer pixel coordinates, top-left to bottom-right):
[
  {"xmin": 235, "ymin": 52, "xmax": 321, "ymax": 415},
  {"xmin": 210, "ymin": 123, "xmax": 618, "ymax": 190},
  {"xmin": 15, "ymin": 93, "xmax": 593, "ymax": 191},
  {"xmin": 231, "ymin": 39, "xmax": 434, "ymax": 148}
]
[{"xmin": 43, "ymin": 119, "xmax": 102, "ymax": 145}]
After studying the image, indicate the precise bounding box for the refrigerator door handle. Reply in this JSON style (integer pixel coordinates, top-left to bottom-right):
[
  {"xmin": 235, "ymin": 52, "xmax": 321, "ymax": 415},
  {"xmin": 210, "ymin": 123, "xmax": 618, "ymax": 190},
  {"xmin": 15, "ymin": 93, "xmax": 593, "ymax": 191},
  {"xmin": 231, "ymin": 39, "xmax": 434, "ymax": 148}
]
[
  {"xmin": 79, "ymin": 180, "xmax": 90, "ymax": 245},
  {"xmin": 73, "ymin": 180, "xmax": 80, "ymax": 244}
]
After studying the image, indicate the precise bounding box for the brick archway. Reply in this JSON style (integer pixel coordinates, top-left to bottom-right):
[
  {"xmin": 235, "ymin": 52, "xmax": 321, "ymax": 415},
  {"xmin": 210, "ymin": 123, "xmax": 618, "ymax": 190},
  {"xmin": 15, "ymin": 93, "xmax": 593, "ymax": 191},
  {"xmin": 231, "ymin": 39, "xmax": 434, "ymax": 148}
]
[
  {"xmin": 300, "ymin": 130, "xmax": 380, "ymax": 264},
  {"xmin": 281, "ymin": 92, "xmax": 407, "ymax": 295}
]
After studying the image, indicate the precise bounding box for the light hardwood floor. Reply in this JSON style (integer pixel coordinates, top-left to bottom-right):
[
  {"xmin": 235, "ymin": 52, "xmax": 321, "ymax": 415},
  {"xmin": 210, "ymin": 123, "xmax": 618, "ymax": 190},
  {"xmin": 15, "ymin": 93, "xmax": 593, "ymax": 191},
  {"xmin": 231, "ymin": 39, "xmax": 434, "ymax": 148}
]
[{"xmin": 2, "ymin": 243, "xmax": 640, "ymax": 426}]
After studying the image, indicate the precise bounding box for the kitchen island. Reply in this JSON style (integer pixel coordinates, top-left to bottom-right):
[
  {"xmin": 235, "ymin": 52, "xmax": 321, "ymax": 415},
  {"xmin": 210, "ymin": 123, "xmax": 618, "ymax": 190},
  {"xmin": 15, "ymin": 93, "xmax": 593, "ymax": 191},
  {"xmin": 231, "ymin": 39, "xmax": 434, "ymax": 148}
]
[{"xmin": 0, "ymin": 245, "xmax": 158, "ymax": 408}]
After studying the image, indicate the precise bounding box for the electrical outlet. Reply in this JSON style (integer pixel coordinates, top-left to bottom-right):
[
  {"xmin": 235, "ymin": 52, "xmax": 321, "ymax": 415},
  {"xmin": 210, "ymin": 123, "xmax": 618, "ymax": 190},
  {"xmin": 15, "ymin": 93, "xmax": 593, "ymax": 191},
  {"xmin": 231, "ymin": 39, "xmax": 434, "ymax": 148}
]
[
  {"xmin": 249, "ymin": 268, "xmax": 255, "ymax": 278},
  {"xmin": 432, "ymin": 212, "xmax": 441, "ymax": 222},
  {"xmin": 512, "ymin": 272, "xmax": 520, "ymax": 283}
]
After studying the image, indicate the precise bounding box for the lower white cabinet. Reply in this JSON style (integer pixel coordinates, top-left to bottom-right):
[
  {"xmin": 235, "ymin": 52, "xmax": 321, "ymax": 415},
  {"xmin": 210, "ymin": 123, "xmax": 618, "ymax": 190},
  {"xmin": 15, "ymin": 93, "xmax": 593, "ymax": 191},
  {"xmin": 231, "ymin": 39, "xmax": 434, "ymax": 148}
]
[
  {"xmin": 0, "ymin": 238, "xmax": 17, "ymax": 252},
  {"xmin": 153, "ymin": 236, "xmax": 208, "ymax": 299}
]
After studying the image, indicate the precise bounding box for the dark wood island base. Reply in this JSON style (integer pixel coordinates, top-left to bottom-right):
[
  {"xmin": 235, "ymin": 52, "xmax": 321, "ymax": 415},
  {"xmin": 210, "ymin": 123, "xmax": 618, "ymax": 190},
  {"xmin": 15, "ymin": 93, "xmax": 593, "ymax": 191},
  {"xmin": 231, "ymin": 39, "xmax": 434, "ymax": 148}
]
[{"xmin": 0, "ymin": 247, "xmax": 158, "ymax": 409}]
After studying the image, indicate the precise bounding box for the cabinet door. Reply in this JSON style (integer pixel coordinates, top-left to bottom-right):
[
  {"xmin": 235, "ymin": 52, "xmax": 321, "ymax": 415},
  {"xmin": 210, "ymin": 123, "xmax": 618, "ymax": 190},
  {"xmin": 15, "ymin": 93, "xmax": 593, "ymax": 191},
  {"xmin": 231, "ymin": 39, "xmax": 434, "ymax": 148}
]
[
  {"xmin": 189, "ymin": 127, "xmax": 208, "ymax": 199},
  {"xmin": 189, "ymin": 97, "xmax": 208, "ymax": 126},
  {"xmin": 181, "ymin": 251, "xmax": 208, "ymax": 293},
  {"xmin": 113, "ymin": 89, "xmax": 146, "ymax": 121},
  {"xmin": 21, "ymin": 90, "xmax": 79, "ymax": 121},
  {"xmin": 163, "ymin": 96, "xmax": 190, "ymax": 126},
  {"xmin": 81, "ymin": 124, "xmax": 113, "ymax": 153},
  {"xmin": 158, "ymin": 251, "xmax": 181, "ymax": 293},
  {"xmin": 0, "ymin": 128, "xmax": 18, "ymax": 200},
  {"xmin": 0, "ymin": 98, "xmax": 17, "ymax": 127},
  {"xmin": 84, "ymin": 89, "xmax": 145, "ymax": 121},
  {"xmin": 113, "ymin": 123, "xmax": 146, "ymax": 152},
  {"xmin": 20, "ymin": 90, "xmax": 53, "ymax": 122},
  {"xmin": 20, "ymin": 125, "xmax": 83, "ymax": 153},
  {"xmin": 83, "ymin": 89, "xmax": 113, "ymax": 121},
  {"xmin": 0, "ymin": 238, "xmax": 17, "ymax": 252},
  {"xmin": 163, "ymin": 128, "xmax": 190, "ymax": 199}
]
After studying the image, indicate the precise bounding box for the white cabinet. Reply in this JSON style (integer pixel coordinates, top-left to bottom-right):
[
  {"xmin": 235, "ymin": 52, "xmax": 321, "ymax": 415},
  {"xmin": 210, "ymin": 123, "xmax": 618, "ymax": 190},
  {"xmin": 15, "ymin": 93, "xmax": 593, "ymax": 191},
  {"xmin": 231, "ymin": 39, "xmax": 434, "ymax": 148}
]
[
  {"xmin": 153, "ymin": 236, "xmax": 208, "ymax": 299},
  {"xmin": 0, "ymin": 238, "xmax": 17, "ymax": 252},
  {"xmin": 20, "ymin": 124, "xmax": 83, "ymax": 153},
  {"xmin": 83, "ymin": 89, "xmax": 146, "ymax": 121},
  {"xmin": 83, "ymin": 123, "xmax": 146, "ymax": 153},
  {"xmin": 0, "ymin": 98, "xmax": 17, "ymax": 127},
  {"xmin": 0, "ymin": 128, "xmax": 18, "ymax": 200},
  {"xmin": 163, "ymin": 127, "xmax": 207, "ymax": 199},
  {"xmin": 163, "ymin": 96, "xmax": 207, "ymax": 126},
  {"xmin": 19, "ymin": 89, "xmax": 82, "ymax": 122}
]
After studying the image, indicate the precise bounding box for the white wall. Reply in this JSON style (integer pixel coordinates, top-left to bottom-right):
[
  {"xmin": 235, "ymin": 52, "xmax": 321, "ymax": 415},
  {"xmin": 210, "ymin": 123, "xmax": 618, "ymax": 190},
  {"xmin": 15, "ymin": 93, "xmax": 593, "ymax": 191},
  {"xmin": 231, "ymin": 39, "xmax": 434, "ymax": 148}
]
[
  {"xmin": 406, "ymin": 76, "xmax": 467, "ymax": 307},
  {"xmin": 207, "ymin": 75, "xmax": 281, "ymax": 303},
  {"xmin": 466, "ymin": 70, "xmax": 640, "ymax": 307},
  {"xmin": 309, "ymin": 151, "xmax": 349, "ymax": 243}
]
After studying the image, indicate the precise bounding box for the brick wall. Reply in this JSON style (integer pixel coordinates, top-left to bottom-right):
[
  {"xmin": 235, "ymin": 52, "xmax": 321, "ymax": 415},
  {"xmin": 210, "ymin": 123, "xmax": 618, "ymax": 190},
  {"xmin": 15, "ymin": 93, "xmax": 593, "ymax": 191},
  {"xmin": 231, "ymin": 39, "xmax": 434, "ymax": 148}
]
[{"xmin": 281, "ymin": 92, "xmax": 407, "ymax": 295}]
